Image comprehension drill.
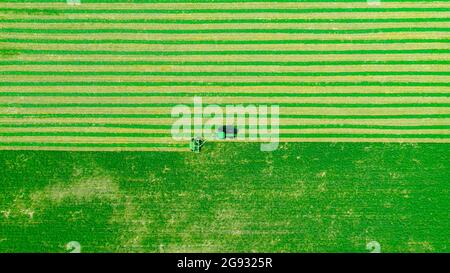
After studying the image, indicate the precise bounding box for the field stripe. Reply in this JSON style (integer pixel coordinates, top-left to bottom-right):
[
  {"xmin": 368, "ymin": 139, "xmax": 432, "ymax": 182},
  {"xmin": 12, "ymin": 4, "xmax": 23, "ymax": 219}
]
[
  {"xmin": 2, "ymin": 28, "xmax": 450, "ymax": 34},
  {"xmin": 5, "ymin": 49, "xmax": 450, "ymax": 55},
  {"xmin": 1, "ymin": 18, "xmax": 450, "ymax": 24},
  {"xmin": 1, "ymin": 123, "xmax": 450, "ymax": 130},
  {"xmin": 1, "ymin": 114, "xmax": 449, "ymax": 119},
  {"xmin": 2, "ymin": 8, "xmax": 449, "ymax": 13},
  {"xmin": 0, "ymin": 141, "xmax": 186, "ymax": 148},
  {"xmin": 2, "ymin": 71, "xmax": 449, "ymax": 76},
  {"xmin": 2, "ymin": 102, "xmax": 449, "ymax": 108},
  {"xmin": 3, "ymin": 38, "xmax": 449, "ymax": 44},
  {"xmin": 0, "ymin": 132, "xmax": 448, "ymax": 139},
  {"xmin": 1, "ymin": 82, "xmax": 448, "ymax": 86},
  {"xmin": 1, "ymin": 92, "xmax": 449, "ymax": 97},
  {"xmin": 1, "ymin": 60, "xmax": 448, "ymax": 66},
  {"xmin": 3, "ymin": 0, "xmax": 449, "ymax": 3}
]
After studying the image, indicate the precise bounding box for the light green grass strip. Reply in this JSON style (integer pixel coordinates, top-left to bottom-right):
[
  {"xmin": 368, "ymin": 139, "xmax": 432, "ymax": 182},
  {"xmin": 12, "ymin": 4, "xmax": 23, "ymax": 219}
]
[
  {"xmin": 2, "ymin": 28, "xmax": 450, "ymax": 34},
  {"xmin": 2, "ymin": 0, "xmax": 449, "ymax": 3},
  {"xmin": 2, "ymin": 71, "xmax": 448, "ymax": 76},
  {"xmin": 1, "ymin": 18, "xmax": 450, "ymax": 24},
  {"xmin": 1, "ymin": 82, "xmax": 448, "ymax": 86},
  {"xmin": 0, "ymin": 17, "xmax": 450, "ymax": 25},
  {"xmin": 1, "ymin": 60, "xmax": 447, "ymax": 66},
  {"xmin": 1, "ymin": 123, "xmax": 449, "ymax": 130},
  {"xmin": 1, "ymin": 8, "xmax": 449, "ymax": 13},
  {"xmin": 5, "ymin": 49, "xmax": 449, "ymax": 55},
  {"xmin": 0, "ymin": 132, "xmax": 170, "ymax": 137},
  {"xmin": 0, "ymin": 103, "xmax": 449, "ymax": 108},
  {"xmin": 0, "ymin": 142, "xmax": 186, "ymax": 148},
  {"xmin": 1, "ymin": 113, "xmax": 449, "ymax": 119},
  {"xmin": 1, "ymin": 92, "xmax": 448, "ymax": 97},
  {"xmin": 3, "ymin": 38, "xmax": 449, "ymax": 44},
  {"xmin": 0, "ymin": 132, "xmax": 448, "ymax": 139},
  {"xmin": 276, "ymin": 133, "xmax": 450, "ymax": 138}
]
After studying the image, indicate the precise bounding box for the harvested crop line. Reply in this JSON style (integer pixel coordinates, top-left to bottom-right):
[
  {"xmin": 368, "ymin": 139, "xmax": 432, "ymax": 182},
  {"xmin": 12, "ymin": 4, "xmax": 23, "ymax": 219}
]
[
  {"xmin": 2, "ymin": 8, "xmax": 450, "ymax": 13},
  {"xmin": 1, "ymin": 81, "xmax": 448, "ymax": 86},
  {"xmin": 5, "ymin": 49, "xmax": 450, "ymax": 55},
  {"xmin": 1, "ymin": 92, "xmax": 448, "ymax": 97},
  {"xmin": 1, "ymin": 18, "xmax": 450, "ymax": 24},
  {"xmin": 0, "ymin": 60, "xmax": 448, "ymax": 65}
]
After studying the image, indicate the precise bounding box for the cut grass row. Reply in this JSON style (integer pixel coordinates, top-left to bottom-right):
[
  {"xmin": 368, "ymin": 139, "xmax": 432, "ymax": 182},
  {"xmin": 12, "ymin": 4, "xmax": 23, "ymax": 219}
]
[
  {"xmin": 2, "ymin": 71, "xmax": 449, "ymax": 76},
  {"xmin": 2, "ymin": 92, "xmax": 449, "ymax": 97}
]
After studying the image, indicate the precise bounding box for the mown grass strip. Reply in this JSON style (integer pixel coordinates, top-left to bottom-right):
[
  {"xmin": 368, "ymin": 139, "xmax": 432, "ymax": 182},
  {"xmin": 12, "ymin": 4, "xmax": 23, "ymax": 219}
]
[
  {"xmin": 1, "ymin": 82, "xmax": 448, "ymax": 86},
  {"xmin": 1, "ymin": 113, "xmax": 449, "ymax": 119},
  {"xmin": 0, "ymin": 132, "xmax": 171, "ymax": 137},
  {"xmin": 0, "ymin": 132, "xmax": 448, "ymax": 139},
  {"xmin": 1, "ymin": 92, "xmax": 449, "ymax": 97},
  {"xmin": 1, "ymin": 123, "xmax": 449, "ymax": 130},
  {"xmin": 2, "ymin": 28, "xmax": 450, "ymax": 34},
  {"xmin": 1, "ymin": 60, "xmax": 447, "ymax": 66},
  {"xmin": 2, "ymin": 71, "xmax": 449, "ymax": 76},
  {"xmin": 279, "ymin": 133, "xmax": 450, "ymax": 138},
  {"xmin": 0, "ymin": 103, "xmax": 449, "ymax": 108},
  {"xmin": 3, "ymin": 38, "xmax": 449, "ymax": 44},
  {"xmin": 1, "ymin": 18, "xmax": 449, "ymax": 24},
  {"xmin": 1, "ymin": 8, "xmax": 449, "ymax": 13},
  {"xmin": 3, "ymin": 0, "xmax": 448, "ymax": 3},
  {"xmin": 7, "ymin": 49, "xmax": 450, "ymax": 55},
  {"xmin": 0, "ymin": 142, "xmax": 186, "ymax": 148}
]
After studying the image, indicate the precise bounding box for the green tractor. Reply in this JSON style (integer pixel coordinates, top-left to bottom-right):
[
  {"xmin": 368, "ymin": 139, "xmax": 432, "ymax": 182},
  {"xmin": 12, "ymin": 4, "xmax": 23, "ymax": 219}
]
[{"xmin": 190, "ymin": 137, "xmax": 206, "ymax": 153}]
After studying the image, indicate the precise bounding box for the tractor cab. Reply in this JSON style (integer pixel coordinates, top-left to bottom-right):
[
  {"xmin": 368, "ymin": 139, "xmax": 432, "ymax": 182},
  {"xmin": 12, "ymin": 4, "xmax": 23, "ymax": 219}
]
[{"xmin": 190, "ymin": 137, "xmax": 205, "ymax": 153}]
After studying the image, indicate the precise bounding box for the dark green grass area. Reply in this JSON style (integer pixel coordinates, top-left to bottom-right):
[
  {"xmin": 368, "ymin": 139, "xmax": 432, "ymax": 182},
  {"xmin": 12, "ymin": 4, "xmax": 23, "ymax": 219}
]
[{"xmin": 0, "ymin": 143, "xmax": 448, "ymax": 253}]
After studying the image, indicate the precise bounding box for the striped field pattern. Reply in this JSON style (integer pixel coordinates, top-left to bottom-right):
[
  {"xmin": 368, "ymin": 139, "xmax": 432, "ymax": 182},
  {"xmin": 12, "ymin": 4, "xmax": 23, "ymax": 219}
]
[{"xmin": 0, "ymin": 0, "xmax": 449, "ymax": 151}]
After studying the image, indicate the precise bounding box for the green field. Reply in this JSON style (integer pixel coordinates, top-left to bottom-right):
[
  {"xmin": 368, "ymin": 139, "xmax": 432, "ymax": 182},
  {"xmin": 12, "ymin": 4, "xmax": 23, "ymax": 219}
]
[
  {"xmin": 0, "ymin": 143, "xmax": 448, "ymax": 253},
  {"xmin": 0, "ymin": 0, "xmax": 449, "ymax": 253},
  {"xmin": 1, "ymin": 0, "xmax": 450, "ymax": 149}
]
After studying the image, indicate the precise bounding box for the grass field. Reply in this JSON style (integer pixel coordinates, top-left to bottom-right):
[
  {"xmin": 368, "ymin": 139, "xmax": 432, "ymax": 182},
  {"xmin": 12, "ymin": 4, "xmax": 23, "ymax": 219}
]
[
  {"xmin": 0, "ymin": 142, "xmax": 449, "ymax": 253},
  {"xmin": 0, "ymin": 0, "xmax": 449, "ymax": 148},
  {"xmin": 0, "ymin": 0, "xmax": 449, "ymax": 253}
]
